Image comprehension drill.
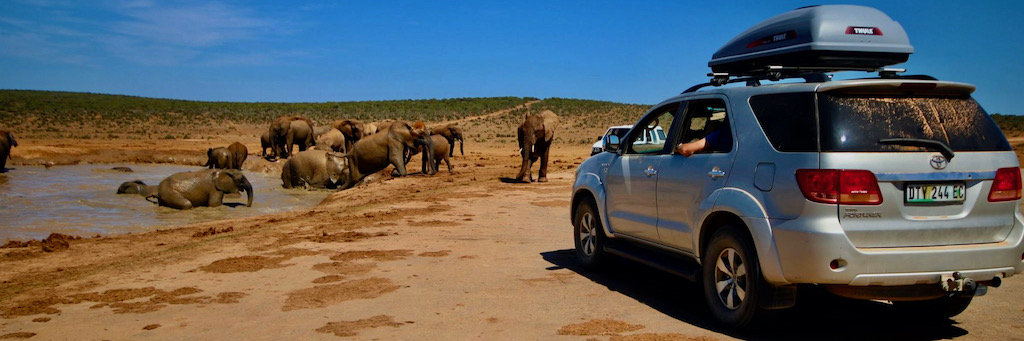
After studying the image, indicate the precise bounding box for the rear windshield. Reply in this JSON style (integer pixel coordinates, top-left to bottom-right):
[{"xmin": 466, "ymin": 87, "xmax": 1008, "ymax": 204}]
[
  {"xmin": 750, "ymin": 92, "xmax": 1010, "ymax": 152},
  {"xmin": 819, "ymin": 94, "xmax": 1010, "ymax": 152}
]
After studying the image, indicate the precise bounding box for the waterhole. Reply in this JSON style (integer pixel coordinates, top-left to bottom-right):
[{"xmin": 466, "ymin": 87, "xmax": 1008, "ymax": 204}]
[{"xmin": 0, "ymin": 164, "xmax": 328, "ymax": 241}]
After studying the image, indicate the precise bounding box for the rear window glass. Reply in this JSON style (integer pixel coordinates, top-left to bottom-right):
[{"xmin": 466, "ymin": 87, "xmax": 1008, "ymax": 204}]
[
  {"xmin": 749, "ymin": 93, "xmax": 818, "ymax": 152},
  {"xmin": 819, "ymin": 95, "xmax": 1010, "ymax": 152}
]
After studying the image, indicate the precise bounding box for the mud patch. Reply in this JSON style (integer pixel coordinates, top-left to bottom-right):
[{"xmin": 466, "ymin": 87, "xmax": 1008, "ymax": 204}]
[
  {"xmin": 310, "ymin": 231, "xmax": 390, "ymax": 243},
  {"xmin": 282, "ymin": 278, "xmax": 401, "ymax": 311},
  {"xmin": 311, "ymin": 262, "xmax": 376, "ymax": 276},
  {"xmin": 199, "ymin": 255, "xmax": 290, "ymax": 273},
  {"xmin": 192, "ymin": 227, "xmax": 234, "ymax": 238},
  {"xmin": 312, "ymin": 275, "xmax": 346, "ymax": 284},
  {"xmin": 143, "ymin": 324, "xmax": 161, "ymax": 330},
  {"xmin": 3, "ymin": 287, "xmax": 246, "ymax": 317},
  {"xmin": 0, "ymin": 332, "xmax": 36, "ymax": 339},
  {"xmin": 31, "ymin": 317, "xmax": 50, "ymax": 323},
  {"xmin": 418, "ymin": 250, "xmax": 450, "ymax": 257},
  {"xmin": 610, "ymin": 334, "xmax": 718, "ymax": 341},
  {"xmin": 557, "ymin": 319, "xmax": 645, "ymax": 336},
  {"xmin": 316, "ymin": 315, "xmax": 407, "ymax": 337},
  {"xmin": 531, "ymin": 200, "xmax": 570, "ymax": 208},
  {"xmin": 408, "ymin": 220, "xmax": 457, "ymax": 227},
  {"xmin": 329, "ymin": 250, "xmax": 414, "ymax": 262},
  {"xmin": 521, "ymin": 272, "xmax": 576, "ymax": 285}
]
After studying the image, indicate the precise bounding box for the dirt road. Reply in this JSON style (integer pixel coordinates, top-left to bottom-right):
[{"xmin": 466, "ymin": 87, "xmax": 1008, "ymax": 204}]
[{"xmin": 1, "ymin": 143, "xmax": 1023, "ymax": 340}]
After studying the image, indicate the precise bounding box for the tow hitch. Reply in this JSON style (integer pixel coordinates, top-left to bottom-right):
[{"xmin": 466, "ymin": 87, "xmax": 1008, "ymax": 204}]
[{"xmin": 941, "ymin": 272, "xmax": 988, "ymax": 296}]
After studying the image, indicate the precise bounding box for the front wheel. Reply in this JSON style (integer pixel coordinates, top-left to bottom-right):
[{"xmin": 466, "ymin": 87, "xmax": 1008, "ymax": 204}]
[
  {"xmin": 702, "ymin": 225, "xmax": 763, "ymax": 329},
  {"xmin": 573, "ymin": 200, "xmax": 607, "ymax": 269}
]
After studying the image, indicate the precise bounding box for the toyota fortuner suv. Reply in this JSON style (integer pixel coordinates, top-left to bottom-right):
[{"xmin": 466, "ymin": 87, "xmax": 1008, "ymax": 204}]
[{"xmin": 570, "ymin": 4, "xmax": 1024, "ymax": 328}]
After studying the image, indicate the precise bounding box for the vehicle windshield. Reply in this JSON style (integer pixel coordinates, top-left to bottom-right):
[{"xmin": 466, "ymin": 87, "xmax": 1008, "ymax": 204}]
[{"xmin": 818, "ymin": 94, "xmax": 1011, "ymax": 152}]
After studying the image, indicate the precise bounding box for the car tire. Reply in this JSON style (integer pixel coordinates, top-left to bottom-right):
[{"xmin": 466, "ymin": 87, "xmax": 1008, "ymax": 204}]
[
  {"xmin": 573, "ymin": 200, "xmax": 607, "ymax": 269},
  {"xmin": 892, "ymin": 293, "xmax": 973, "ymax": 320},
  {"xmin": 702, "ymin": 225, "xmax": 763, "ymax": 329}
]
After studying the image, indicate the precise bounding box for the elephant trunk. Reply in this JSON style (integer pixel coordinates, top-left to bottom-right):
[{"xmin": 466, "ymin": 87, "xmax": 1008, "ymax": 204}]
[
  {"xmin": 241, "ymin": 177, "xmax": 254, "ymax": 207},
  {"xmin": 459, "ymin": 138, "xmax": 464, "ymax": 156}
]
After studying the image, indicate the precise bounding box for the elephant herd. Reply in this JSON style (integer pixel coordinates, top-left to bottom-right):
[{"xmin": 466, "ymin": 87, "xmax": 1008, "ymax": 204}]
[
  {"xmin": 274, "ymin": 117, "xmax": 466, "ymax": 191},
  {"xmin": 4, "ymin": 109, "xmax": 557, "ymax": 211}
]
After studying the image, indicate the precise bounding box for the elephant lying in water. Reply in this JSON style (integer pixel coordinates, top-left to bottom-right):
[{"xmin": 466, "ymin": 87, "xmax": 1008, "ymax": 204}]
[
  {"xmin": 151, "ymin": 169, "xmax": 253, "ymax": 209},
  {"xmin": 117, "ymin": 180, "xmax": 158, "ymax": 197}
]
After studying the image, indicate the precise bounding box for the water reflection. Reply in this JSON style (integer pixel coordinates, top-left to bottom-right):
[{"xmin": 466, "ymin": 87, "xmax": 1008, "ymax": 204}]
[{"xmin": 0, "ymin": 164, "xmax": 327, "ymax": 241}]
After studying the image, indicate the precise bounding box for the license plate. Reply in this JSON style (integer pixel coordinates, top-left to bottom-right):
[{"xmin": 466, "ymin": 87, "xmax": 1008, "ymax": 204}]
[{"xmin": 905, "ymin": 183, "xmax": 966, "ymax": 203}]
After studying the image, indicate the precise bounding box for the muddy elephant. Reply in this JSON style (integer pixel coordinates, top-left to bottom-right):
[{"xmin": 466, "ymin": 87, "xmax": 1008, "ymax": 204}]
[
  {"xmin": 339, "ymin": 120, "xmax": 434, "ymax": 189},
  {"xmin": 256, "ymin": 130, "xmax": 272, "ymax": 157},
  {"xmin": 315, "ymin": 128, "xmax": 347, "ymax": 152},
  {"xmin": 516, "ymin": 110, "xmax": 559, "ymax": 182},
  {"xmin": 422, "ymin": 134, "xmax": 453, "ymax": 174},
  {"xmin": 152, "ymin": 169, "xmax": 253, "ymax": 210},
  {"xmin": 430, "ymin": 124, "xmax": 465, "ymax": 157},
  {"xmin": 205, "ymin": 147, "xmax": 233, "ymax": 169},
  {"xmin": 281, "ymin": 149, "xmax": 349, "ymax": 189},
  {"xmin": 269, "ymin": 116, "xmax": 315, "ymax": 159},
  {"xmin": 117, "ymin": 180, "xmax": 158, "ymax": 197},
  {"xmin": 331, "ymin": 119, "xmax": 366, "ymax": 152},
  {"xmin": 227, "ymin": 142, "xmax": 247, "ymax": 169},
  {"xmin": 1, "ymin": 130, "xmax": 17, "ymax": 172}
]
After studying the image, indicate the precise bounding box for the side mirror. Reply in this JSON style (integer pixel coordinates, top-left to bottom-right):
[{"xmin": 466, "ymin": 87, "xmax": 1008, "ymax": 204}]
[{"xmin": 605, "ymin": 135, "xmax": 621, "ymax": 153}]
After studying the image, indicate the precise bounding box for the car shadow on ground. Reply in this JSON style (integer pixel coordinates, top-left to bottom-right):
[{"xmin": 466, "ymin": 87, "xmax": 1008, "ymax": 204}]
[{"xmin": 541, "ymin": 249, "xmax": 970, "ymax": 341}]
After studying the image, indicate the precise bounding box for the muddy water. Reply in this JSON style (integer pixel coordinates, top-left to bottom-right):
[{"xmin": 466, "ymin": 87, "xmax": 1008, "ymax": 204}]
[{"xmin": 0, "ymin": 164, "xmax": 329, "ymax": 242}]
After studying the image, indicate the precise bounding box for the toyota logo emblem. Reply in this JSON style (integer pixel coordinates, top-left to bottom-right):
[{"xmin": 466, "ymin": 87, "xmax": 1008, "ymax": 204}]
[{"xmin": 930, "ymin": 155, "xmax": 948, "ymax": 170}]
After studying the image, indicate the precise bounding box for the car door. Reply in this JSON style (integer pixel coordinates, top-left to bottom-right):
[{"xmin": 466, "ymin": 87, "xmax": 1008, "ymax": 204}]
[
  {"xmin": 604, "ymin": 102, "xmax": 681, "ymax": 243},
  {"xmin": 656, "ymin": 98, "xmax": 735, "ymax": 253}
]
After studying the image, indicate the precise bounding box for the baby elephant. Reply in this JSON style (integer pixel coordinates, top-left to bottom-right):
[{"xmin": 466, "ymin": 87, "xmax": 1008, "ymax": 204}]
[
  {"xmin": 152, "ymin": 169, "xmax": 253, "ymax": 209},
  {"xmin": 117, "ymin": 180, "xmax": 158, "ymax": 197}
]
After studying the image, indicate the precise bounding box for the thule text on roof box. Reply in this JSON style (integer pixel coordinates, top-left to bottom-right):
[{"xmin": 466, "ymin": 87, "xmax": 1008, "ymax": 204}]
[{"xmin": 708, "ymin": 5, "xmax": 914, "ymax": 76}]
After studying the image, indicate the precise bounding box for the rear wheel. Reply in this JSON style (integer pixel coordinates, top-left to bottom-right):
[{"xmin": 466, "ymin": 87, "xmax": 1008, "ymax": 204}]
[
  {"xmin": 702, "ymin": 225, "xmax": 763, "ymax": 328},
  {"xmin": 573, "ymin": 200, "xmax": 607, "ymax": 269},
  {"xmin": 892, "ymin": 293, "xmax": 973, "ymax": 320}
]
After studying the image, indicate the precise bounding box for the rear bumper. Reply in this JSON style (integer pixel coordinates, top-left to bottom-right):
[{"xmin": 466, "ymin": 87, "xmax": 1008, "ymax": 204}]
[{"xmin": 768, "ymin": 212, "xmax": 1024, "ymax": 289}]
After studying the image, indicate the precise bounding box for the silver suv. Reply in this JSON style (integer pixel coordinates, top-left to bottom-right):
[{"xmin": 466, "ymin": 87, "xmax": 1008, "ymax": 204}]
[{"xmin": 571, "ymin": 4, "xmax": 1024, "ymax": 329}]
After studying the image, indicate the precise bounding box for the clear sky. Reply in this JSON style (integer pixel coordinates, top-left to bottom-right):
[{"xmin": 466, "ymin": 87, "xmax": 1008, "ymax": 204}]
[{"xmin": 1, "ymin": 1, "xmax": 1021, "ymax": 114}]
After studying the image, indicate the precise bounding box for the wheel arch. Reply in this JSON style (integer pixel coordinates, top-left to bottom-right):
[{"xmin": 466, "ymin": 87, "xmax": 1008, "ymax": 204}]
[{"xmin": 697, "ymin": 187, "xmax": 789, "ymax": 285}]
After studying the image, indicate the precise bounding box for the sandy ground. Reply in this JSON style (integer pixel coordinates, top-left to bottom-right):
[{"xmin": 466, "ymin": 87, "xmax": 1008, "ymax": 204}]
[{"xmin": 2, "ymin": 124, "xmax": 1024, "ymax": 340}]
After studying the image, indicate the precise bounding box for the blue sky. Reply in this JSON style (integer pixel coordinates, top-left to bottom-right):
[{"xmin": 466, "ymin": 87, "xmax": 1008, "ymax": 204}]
[{"xmin": 1, "ymin": 1, "xmax": 1021, "ymax": 114}]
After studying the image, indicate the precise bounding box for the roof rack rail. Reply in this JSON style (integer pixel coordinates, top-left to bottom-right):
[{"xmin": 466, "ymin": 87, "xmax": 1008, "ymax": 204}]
[{"xmin": 683, "ymin": 67, "xmax": 914, "ymax": 93}]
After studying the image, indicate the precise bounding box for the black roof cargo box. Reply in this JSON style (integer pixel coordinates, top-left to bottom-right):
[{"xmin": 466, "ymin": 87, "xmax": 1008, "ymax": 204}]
[{"xmin": 709, "ymin": 5, "xmax": 914, "ymax": 75}]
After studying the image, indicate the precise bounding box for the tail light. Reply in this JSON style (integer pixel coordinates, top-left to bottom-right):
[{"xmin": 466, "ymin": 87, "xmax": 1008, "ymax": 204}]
[
  {"xmin": 988, "ymin": 167, "xmax": 1022, "ymax": 202},
  {"xmin": 796, "ymin": 169, "xmax": 883, "ymax": 205}
]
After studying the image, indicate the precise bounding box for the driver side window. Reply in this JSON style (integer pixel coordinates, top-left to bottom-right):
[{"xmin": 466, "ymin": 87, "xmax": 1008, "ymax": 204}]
[{"xmin": 625, "ymin": 103, "xmax": 678, "ymax": 154}]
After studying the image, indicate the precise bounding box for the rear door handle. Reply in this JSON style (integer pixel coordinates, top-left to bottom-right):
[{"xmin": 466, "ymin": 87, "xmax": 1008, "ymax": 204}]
[
  {"xmin": 644, "ymin": 166, "xmax": 658, "ymax": 177},
  {"xmin": 707, "ymin": 166, "xmax": 726, "ymax": 179}
]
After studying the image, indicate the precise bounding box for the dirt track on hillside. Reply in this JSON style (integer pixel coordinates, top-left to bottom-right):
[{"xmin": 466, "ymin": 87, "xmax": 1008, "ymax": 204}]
[{"xmin": 1, "ymin": 121, "xmax": 1023, "ymax": 340}]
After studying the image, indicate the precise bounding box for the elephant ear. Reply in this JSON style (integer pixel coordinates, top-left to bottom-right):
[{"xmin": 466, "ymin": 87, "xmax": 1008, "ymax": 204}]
[
  {"xmin": 410, "ymin": 121, "xmax": 428, "ymax": 138},
  {"xmin": 212, "ymin": 170, "xmax": 238, "ymax": 193},
  {"xmin": 540, "ymin": 110, "xmax": 559, "ymax": 142}
]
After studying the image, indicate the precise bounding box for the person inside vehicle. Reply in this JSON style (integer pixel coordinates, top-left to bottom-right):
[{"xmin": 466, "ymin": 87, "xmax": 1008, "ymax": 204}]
[{"xmin": 676, "ymin": 119, "xmax": 731, "ymax": 156}]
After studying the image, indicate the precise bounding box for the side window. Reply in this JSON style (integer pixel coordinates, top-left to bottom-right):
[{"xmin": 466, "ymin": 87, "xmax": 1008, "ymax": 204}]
[
  {"xmin": 625, "ymin": 103, "xmax": 678, "ymax": 154},
  {"xmin": 677, "ymin": 99, "xmax": 731, "ymax": 154},
  {"xmin": 749, "ymin": 93, "xmax": 817, "ymax": 152}
]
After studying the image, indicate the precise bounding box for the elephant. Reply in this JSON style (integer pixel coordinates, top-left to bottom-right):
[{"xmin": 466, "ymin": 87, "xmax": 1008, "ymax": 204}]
[
  {"xmin": 516, "ymin": 110, "xmax": 559, "ymax": 182},
  {"xmin": 313, "ymin": 125, "xmax": 333, "ymax": 139},
  {"xmin": 1, "ymin": 130, "xmax": 17, "ymax": 172},
  {"xmin": 430, "ymin": 124, "xmax": 465, "ymax": 157},
  {"xmin": 363, "ymin": 122, "xmax": 380, "ymax": 136},
  {"xmin": 117, "ymin": 180, "xmax": 158, "ymax": 197},
  {"xmin": 151, "ymin": 169, "xmax": 253, "ymax": 210},
  {"xmin": 331, "ymin": 119, "xmax": 366, "ymax": 152},
  {"xmin": 227, "ymin": 142, "xmax": 247, "ymax": 169},
  {"xmin": 260, "ymin": 130, "xmax": 274, "ymax": 159},
  {"xmin": 205, "ymin": 147, "xmax": 234, "ymax": 169},
  {"xmin": 269, "ymin": 116, "xmax": 315, "ymax": 159},
  {"xmin": 281, "ymin": 149, "xmax": 349, "ymax": 189},
  {"xmin": 339, "ymin": 120, "xmax": 434, "ymax": 189},
  {"xmin": 315, "ymin": 128, "xmax": 347, "ymax": 152},
  {"xmin": 422, "ymin": 134, "xmax": 453, "ymax": 174}
]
